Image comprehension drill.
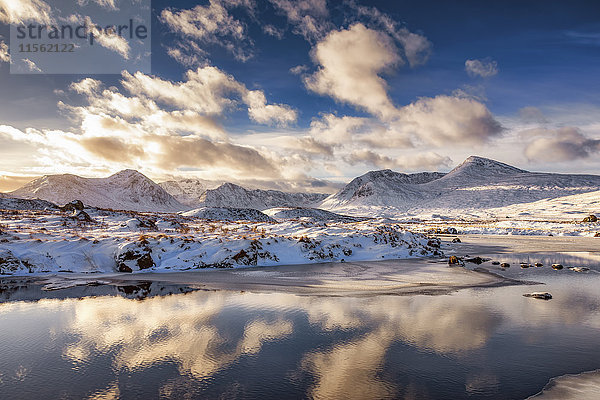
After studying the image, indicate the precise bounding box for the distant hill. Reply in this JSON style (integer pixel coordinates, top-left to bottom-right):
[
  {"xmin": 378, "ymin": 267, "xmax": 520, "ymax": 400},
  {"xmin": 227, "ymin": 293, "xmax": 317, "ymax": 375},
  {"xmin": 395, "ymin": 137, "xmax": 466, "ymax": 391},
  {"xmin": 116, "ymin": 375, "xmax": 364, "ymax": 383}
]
[
  {"xmin": 321, "ymin": 156, "xmax": 600, "ymax": 214},
  {"xmin": 10, "ymin": 170, "xmax": 185, "ymax": 213}
]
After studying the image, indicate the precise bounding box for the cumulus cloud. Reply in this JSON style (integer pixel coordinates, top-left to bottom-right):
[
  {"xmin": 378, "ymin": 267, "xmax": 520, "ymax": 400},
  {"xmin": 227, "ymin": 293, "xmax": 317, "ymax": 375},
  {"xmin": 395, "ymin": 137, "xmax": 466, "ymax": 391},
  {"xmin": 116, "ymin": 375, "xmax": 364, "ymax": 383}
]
[
  {"xmin": 309, "ymin": 113, "xmax": 369, "ymax": 145},
  {"xmin": 305, "ymin": 23, "xmax": 401, "ymax": 119},
  {"xmin": 465, "ymin": 58, "xmax": 499, "ymax": 78},
  {"xmin": 352, "ymin": 4, "xmax": 432, "ymax": 67},
  {"xmin": 396, "ymin": 95, "xmax": 504, "ymax": 146},
  {"xmin": 0, "ymin": 40, "xmax": 9, "ymax": 63},
  {"xmin": 524, "ymin": 127, "xmax": 600, "ymax": 161},
  {"xmin": 269, "ymin": 0, "xmax": 332, "ymax": 42},
  {"xmin": 161, "ymin": 0, "xmax": 254, "ymax": 62},
  {"xmin": 344, "ymin": 150, "xmax": 451, "ymax": 170},
  {"xmin": 0, "ymin": 0, "xmax": 52, "ymax": 24},
  {"xmin": 121, "ymin": 67, "xmax": 296, "ymax": 125}
]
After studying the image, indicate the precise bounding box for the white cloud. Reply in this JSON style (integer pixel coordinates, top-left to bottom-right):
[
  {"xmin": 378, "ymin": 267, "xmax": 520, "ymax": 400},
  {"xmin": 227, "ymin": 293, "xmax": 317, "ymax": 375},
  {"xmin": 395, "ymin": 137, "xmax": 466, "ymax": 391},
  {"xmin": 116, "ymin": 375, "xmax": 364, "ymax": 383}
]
[
  {"xmin": 22, "ymin": 58, "xmax": 42, "ymax": 72},
  {"xmin": 465, "ymin": 58, "xmax": 498, "ymax": 78},
  {"xmin": 0, "ymin": 40, "xmax": 9, "ymax": 63},
  {"xmin": 396, "ymin": 95, "xmax": 503, "ymax": 146},
  {"xmin": 263, "ymin": 24, "xmax": 284, "ymax": 39},
  {"xmin": 305, "ymin": 23, "xmax": 401, "ymax": 119},
  {"xmin": 269, "ymin": 0, "xmax": 331, "ymax": 42},
  {"xmin": 344, "ymin": 150, "xmax": 451, "ymax": 170},
  {"xmin": 523, "ymin": 127, "xmax": 600, "ymax": 161},
  {"xmin": 84, "ymin": 16, "xmax": 130, "ymax": 59},
  {"xmin": 161, "ymin": 0, "xmax": 254, "ymax": 62},
  {"xmin": 0, "ymin": 0, "xmax": 52, "ymax": 24},
  {"xmin": 352, "ymin": 4, "xmax": 432, "ymax": 67},
  {"xmin": 121, "ymin": 67, "xmax": 296, "ymax": 125}
]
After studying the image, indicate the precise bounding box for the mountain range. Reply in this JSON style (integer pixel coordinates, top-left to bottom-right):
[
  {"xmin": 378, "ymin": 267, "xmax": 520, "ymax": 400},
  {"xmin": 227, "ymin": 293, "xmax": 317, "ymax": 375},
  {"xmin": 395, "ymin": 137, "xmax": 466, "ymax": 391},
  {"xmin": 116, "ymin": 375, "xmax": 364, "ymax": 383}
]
[
  {"xmin": 4, "ymin": 156, "xmax": 600, "ymax": 216},
  {"xmin": 321, "ymin": 156, "xmax": 600, "ymax": 215}
]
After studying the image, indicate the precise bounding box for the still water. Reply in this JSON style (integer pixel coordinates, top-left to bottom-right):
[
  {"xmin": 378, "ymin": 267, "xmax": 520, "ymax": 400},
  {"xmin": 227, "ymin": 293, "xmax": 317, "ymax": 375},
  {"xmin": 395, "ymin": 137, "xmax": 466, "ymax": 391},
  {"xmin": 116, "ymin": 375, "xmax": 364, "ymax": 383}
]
[{"xmin": 1, "ymin": 253, "xmax": 600, "ymax": 399}]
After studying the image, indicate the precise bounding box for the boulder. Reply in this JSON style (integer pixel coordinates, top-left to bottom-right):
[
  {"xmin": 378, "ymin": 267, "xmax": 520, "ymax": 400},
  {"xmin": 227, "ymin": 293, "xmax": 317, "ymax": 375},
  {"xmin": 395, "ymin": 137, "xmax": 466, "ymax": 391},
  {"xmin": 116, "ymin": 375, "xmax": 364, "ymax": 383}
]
[
  {"xmin": 552, "ymin": 263, "xmax": 563, "ymax": 270},
  {"xmin": 71, "ymin": 210, "xmax": 94, "ymax": 223},
  {"xmin": 500, "ymin": 262, "xmax": 510, "ymax": 268},
  {"xmin": 582, "ymin": 215, "xmax": 598, "ymax": 223},
  {"xmin": 534, "ymin": 262, "xmax": 543, "ymax": 267},
  {"xmin": 116, "ymin": 245, "xmax": 155, "ymax": 272},
  {"xmin": 523, "ymin": 292, "xmax": 552, "ymax": 300},
  {"xmin": 0, "ymin": 249, "xmax": 22, "ymax": 274},
  {"xmin": 448, "ymin": 256, "xmax": 462, "ymax": 265},
  {"xmin": 465, "ymin": 256, "xmax": 489, "ymax": 264},
  {"xmin": 568, "ymin": 266, "xmax": 589, "ymax": 272},
  {"xmin": 452, "ymin": 237, "xmax": 461, "ymax": 243},
  {"xmin": 60, "ymin": 200, "xmax": 85, "ymax": 212}
]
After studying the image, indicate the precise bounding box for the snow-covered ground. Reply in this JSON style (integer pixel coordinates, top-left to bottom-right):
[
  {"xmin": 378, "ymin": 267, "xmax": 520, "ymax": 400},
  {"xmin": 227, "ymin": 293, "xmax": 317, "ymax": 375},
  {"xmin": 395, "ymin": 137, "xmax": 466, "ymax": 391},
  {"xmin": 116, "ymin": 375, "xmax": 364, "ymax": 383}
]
[{"xmin": 0, "ymin": 206, "xmax": 442, "ymax": 276}]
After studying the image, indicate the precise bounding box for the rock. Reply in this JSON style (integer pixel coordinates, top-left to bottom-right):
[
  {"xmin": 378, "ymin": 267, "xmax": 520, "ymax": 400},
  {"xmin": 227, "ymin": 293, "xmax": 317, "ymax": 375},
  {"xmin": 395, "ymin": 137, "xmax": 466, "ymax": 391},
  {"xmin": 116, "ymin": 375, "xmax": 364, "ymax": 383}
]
[
  {"xmin": 448, "ymin": 256, "xmax": 462, "ymax": 265},
  {"xmin": 582, "ymin": 215, "xmax": 598, "ymax": 223},
  {"xmin": 491, "ymin": 261, "xmax": 500, "ymax": 265},
  {"xmin": 0, "ymin": 249, "xmax": 22, "ymax": 274},
  {"xmin": 568, "ymin": 267, "xmax": 589, "ymax": 272},
  {"xmin": 446, "ymin": 227, "xmax": 458, "ymax": 234},
  {"xmin": 552, "ymin": 263, "xmax": 563, "ymax": 270},
  {"xmin": 71, "ymin": 210, "xmax": 94, "ymax": 223},
  {"xmin": 452, "ymin": 237, "xmax": 461, "ymax": 243},
  {"xmin": 595, "ymin": 232, "xmax": 600, "ymax": 237},
  {"xmin": 520, "ymin": 263, "xmax": 531, "ymax": 268},
  {"xmin": 60, "ymin": 200, "xmax": 85, "ymax": 212},
  {"xmin": 500, "ymin": 262, "xmax": 510, "ymax": 268},
  {"xmin": 116, "ymin": 246, "xmax": 155, "ymax": 272},
  {"xmin": 465, "ymin": 256, "xmax": 489, "ymax": 264},
  {"xmin": 118, "ymin": 264, "xmax": 133, "ymax": 273},
  {"xmin": 524, "ymin": 292, "xmax": 552, "ymax": 300},
  {"xmin": 535, "ymin": 262, "xmax": 543, "ymax": 267}
]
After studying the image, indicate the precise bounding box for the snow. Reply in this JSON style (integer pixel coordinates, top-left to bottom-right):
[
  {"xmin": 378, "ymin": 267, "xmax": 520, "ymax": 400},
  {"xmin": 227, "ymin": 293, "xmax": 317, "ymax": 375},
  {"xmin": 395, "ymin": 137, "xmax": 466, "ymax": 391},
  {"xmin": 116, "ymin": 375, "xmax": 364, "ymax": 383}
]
[
  {"xmin": 1, "ymin": 155, "xmax": 599, "ymax": 276},
  {"xmin": 10, "ymin": 169, "xmax": 185, "ymax": 213},
  {"xmin": 322, "ymin": 156, "xmax": 600, "ymax": 216},
  {"xmin": 0, "ymin": 207, "xmax": 442, "ymax": 276},
  {"xmin": 181, "ymin": 207, "xmax": 275, "ymax": 222},
  {"xmin": 160, "ymin": 181, "xmax": 329, "ymax": 210},
  {"xmin": 158, "ymin": 178, "xmax": 221, "ymax": 207},
  {"xmin": 264, "ymin": 207, "xmax": 366, "ymax": 222}
]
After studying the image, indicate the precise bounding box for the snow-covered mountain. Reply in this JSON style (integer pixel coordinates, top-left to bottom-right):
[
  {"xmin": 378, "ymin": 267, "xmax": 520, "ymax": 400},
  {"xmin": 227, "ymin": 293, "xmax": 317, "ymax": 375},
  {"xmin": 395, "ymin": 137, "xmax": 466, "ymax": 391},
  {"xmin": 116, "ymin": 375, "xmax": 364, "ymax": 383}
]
[
  {"xmin": 181, "ymin": 207, "xmax": 275, "ymax": 222},
  {"xmin": 321, "ymin": 156, "xmax": 600, "ymax": 214},
  {"xmin": 158, "ymin": 178, "xmax": 222, "ymax": 207},
  {"xmin": 192, "ymin": 183, "xmax": 328, "ymax": 210},
  {"xmin": 263, "ymin": 207, "xmax": 366, "ymax": 222},
  {"xmin": 486, "ymin": 189, "xmax": 600, "ymax": 220},
  {"xmin": 10, "ymin": 170, "xmax": 185, "ymax": 213}
]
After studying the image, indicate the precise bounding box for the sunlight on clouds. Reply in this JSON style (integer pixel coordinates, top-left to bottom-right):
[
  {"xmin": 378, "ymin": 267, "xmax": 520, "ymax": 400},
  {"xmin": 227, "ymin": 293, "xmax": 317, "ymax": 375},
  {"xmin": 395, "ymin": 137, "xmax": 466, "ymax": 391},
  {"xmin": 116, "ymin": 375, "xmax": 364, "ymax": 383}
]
[
  {"xmin": 305, "ymin": 23, "xmax": 401, "ymax": 119},
  {"xmin": 0, "ymin": 40, "xmax": 9, "ymax": 63},
  {"xmin": 161, "ymin": 0, "xmax": 255, "ymax": 62},
  {"xmin": 523, "ymin": 127, "xmax": 600, "ymax": 161},
  {"xmin": 0, "ymin": 0, "xmax": 52, "ymax": 24}
]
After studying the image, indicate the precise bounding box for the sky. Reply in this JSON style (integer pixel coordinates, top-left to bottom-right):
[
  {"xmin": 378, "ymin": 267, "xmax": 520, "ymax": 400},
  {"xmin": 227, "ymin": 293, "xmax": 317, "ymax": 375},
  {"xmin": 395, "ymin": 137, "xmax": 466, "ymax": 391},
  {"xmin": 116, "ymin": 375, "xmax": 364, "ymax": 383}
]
[{"xmin": 0, "ymin": 0, "xmax": 599, "ymax": 193}]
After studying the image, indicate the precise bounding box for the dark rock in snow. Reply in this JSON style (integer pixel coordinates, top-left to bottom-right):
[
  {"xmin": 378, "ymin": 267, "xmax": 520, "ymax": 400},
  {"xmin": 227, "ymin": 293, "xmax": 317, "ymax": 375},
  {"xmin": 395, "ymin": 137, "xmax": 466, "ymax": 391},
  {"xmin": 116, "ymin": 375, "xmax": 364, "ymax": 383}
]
[{"xmin": 524, "ymin": 292, "xmax": 552, "ymax": 300}]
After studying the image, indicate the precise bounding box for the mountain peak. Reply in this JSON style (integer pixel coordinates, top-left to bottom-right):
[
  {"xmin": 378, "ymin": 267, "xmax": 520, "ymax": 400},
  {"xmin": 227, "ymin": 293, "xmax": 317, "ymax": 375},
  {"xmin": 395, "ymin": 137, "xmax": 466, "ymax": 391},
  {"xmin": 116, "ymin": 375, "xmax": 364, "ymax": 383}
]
[
  {"xmin": 109, "ymin": 169, "xmax": 147, "ymax": 179},
  {"xmin": 449, "ymin": 156, "xmax": 527, "ymax": 175}
]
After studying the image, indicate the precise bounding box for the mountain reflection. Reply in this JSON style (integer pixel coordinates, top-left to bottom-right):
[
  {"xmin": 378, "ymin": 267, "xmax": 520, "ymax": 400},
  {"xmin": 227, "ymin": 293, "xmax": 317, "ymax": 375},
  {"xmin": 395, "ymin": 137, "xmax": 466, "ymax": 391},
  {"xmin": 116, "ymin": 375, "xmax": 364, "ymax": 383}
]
[{"xmin": 2, "ymin": 277, "xmax": 599, "ymax": 399}]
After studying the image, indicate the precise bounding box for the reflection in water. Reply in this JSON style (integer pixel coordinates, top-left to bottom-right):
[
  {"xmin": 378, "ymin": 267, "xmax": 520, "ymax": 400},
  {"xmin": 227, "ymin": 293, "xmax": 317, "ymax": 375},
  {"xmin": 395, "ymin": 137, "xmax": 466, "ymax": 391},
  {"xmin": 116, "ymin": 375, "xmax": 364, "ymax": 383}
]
[{"xmin": 1, "ymin": 272, "xmax": 600, "ymax": 399}]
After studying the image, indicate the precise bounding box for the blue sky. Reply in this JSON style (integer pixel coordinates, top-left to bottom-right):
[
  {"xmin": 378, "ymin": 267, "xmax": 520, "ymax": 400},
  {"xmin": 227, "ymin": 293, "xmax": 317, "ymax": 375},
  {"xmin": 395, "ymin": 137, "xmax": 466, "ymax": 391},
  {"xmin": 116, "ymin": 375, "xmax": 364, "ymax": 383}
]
[{"xmin": 1, "ymin": 0, "xmax": 599, "ymax": 192}]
